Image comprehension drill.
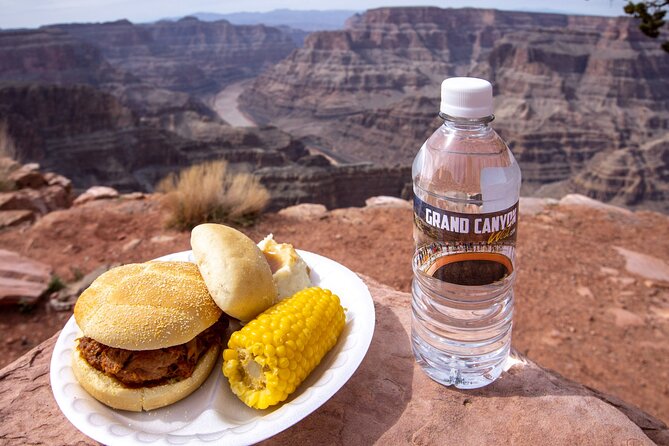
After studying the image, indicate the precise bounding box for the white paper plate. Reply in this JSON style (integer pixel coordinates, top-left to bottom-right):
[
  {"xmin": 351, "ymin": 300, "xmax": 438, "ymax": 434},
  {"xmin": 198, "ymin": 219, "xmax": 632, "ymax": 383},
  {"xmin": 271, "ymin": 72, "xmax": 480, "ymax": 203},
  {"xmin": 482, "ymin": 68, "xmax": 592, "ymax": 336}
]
[{"xmin": 50, "ymin": 250, "xmax": 375, "ymax": 446}]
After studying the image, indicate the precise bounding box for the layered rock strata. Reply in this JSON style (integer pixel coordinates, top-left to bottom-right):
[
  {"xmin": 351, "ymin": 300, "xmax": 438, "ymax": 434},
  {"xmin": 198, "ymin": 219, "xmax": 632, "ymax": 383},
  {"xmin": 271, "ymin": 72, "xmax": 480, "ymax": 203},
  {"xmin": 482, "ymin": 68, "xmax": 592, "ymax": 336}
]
[
  {"xmin": 570, "ymin": 135, "xmax": 669, "ymax": 212},
  {"xmin": 48, "ymin": 17, "xmax": 297, "ymax": 95},
  {"xmin": 0, "ymin": 20, "xmax": 413, "ymax": 209},
  {"xmin": 257, "ymin": 163, "xmax": 411, "ymax": 211},
  {"xmin": 240, "ymin": 7, "xmax": 669, "ymax": 212},
  {"xmin": 0, "ymin": 82, "xmax": 313, "ymax": 192},
  {"xmin": 0, "ymin": 28, "xmax": 128, "ymax": 86}
]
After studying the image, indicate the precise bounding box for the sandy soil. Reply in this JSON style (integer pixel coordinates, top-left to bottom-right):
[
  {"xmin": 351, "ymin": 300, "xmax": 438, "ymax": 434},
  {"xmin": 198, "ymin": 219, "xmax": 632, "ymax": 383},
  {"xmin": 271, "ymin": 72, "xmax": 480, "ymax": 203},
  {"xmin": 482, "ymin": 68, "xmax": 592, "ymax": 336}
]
[{"xmin": 1, "ymin": 196, "xmax": 668, "ymax": 424}]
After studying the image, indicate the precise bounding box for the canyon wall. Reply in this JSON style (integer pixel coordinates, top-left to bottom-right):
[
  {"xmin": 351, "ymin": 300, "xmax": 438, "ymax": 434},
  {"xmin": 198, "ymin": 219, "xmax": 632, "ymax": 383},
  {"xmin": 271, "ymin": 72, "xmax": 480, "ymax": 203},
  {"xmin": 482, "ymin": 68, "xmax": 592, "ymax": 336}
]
[
  {"xmin": 47, "ymin": 17, "xmax": 297, "ymax": 95},
  {"xmin": 1, "ymin": 10, "xmax": 666, "ymax": 211},
  {"xmin": 239, "ymin": 7, "xmax": 669, "ymax": 211}
]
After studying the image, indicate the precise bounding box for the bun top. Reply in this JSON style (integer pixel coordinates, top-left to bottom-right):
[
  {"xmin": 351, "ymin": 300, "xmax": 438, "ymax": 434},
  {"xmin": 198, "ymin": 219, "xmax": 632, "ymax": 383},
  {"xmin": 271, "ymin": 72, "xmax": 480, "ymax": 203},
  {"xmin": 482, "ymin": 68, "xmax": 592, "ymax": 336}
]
[
  {"xmin": 74, "ymin": 261, "xmax": 222, "ymax": 350},
  {"xmin": 191, "ymin": 224, "xmax": 277, "ymax": 322}
]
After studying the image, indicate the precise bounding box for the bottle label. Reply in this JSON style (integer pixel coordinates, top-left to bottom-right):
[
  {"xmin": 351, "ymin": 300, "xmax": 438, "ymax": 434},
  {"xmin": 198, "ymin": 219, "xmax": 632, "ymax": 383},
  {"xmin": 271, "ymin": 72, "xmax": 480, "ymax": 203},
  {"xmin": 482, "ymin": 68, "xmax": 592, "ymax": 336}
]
[
  {"xmin": 413, "ymin": 196, "xmax": 519, "ymax": 286},
  {"xmin": 413, "ymin": 196, "xmax": 518, "ymax": 243}
]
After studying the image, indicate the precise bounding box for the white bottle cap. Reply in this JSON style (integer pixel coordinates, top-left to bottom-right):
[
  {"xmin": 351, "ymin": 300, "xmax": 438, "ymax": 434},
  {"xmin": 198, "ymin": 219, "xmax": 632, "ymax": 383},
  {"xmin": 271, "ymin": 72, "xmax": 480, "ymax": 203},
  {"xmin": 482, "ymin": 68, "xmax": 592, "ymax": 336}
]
[{"xmin": 440, "ymin": 77, "xmax": 494, "ymax": 119}]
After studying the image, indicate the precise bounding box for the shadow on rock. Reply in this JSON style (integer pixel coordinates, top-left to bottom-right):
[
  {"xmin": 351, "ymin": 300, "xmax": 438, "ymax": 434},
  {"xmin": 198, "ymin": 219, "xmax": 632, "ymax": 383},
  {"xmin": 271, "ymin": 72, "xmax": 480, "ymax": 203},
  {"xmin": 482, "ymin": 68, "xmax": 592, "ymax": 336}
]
[
  {"xmin": 261, "ymin": 302, "xmax": 413, "ymax": 445},
  {"xmin": 459, "ymin": 349, "xmax": 603, "ymax": 400},
  {"xmin": 451, "ymin": 350, "xmax": 669, "ymax": 445}
]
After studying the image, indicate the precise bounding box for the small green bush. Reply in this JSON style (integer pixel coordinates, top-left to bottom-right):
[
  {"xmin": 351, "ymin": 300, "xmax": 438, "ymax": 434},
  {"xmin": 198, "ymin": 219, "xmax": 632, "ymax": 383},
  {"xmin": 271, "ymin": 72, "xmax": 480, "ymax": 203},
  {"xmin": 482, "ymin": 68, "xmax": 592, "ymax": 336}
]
[{"xmin": 47, "ymin": 275, "xmax": 66, "ymax": 294}]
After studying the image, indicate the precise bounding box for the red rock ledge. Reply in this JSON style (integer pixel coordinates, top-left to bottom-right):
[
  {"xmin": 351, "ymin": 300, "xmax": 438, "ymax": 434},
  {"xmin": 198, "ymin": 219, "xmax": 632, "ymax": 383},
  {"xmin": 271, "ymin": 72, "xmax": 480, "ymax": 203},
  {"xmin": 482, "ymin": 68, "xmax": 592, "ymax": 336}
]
[{"xmin": 1, "ymin": 277, "xmax": 667, "ymax": 445}]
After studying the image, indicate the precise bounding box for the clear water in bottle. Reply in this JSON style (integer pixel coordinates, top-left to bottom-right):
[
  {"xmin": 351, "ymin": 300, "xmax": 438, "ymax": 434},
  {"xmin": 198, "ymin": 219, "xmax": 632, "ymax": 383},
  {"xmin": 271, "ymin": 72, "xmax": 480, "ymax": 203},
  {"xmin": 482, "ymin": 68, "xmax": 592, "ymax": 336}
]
[{"xmin": 411, "ymin": 77, "xmax": 521, "ymax": 389}]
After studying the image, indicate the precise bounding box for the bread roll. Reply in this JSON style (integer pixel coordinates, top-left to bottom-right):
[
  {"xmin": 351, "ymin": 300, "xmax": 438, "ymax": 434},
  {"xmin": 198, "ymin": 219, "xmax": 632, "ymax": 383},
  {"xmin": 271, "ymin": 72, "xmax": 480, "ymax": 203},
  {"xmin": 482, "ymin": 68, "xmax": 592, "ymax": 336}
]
[
  {"xmin": 191, "ymin": 224, "xmax": 277, "ymax": 321},
  {"xmin": 74, "ymin": 262, "xmax": 222, "ymax": 350},
  {"xmin": 72, "ymin": 340, "xmax": 219, "ymax": 412}
]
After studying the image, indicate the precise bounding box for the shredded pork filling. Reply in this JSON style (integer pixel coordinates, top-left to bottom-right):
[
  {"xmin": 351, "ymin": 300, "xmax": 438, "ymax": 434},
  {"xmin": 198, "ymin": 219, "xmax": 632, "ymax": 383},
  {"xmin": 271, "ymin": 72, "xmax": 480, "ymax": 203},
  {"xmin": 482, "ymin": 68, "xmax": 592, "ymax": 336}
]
[{"xmin": 77, "ymin": 317, "xmax": 227, "ymax": 388}]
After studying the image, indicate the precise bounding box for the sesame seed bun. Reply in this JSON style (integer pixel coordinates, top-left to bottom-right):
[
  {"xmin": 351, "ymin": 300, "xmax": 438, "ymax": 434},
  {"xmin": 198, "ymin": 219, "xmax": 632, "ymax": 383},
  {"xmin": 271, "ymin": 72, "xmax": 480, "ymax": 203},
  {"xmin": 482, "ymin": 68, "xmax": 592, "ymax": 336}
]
[
  {"xmin": 74, "ymin": 261, "xmax": 222, "ymax": 350},
  {"xmin": 190, "ymin": 224, "xmax": 278, "ymax": 322},
  {"xmin": 71, "ymin": 339, "xmax": 219, "ymax": 412}
]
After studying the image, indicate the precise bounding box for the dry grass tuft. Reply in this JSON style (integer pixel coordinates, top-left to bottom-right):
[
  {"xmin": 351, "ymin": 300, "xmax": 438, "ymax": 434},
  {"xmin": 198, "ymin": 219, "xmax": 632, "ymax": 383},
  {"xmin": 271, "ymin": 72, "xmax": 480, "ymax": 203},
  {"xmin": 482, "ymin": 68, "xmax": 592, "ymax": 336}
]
[
  {"xmin": 157, "ymin": 160, "xmax": 270, "ymax": 230},
  {"xmin": 0, "ymin": 121, "xmax": 18, "ymax": 191}
]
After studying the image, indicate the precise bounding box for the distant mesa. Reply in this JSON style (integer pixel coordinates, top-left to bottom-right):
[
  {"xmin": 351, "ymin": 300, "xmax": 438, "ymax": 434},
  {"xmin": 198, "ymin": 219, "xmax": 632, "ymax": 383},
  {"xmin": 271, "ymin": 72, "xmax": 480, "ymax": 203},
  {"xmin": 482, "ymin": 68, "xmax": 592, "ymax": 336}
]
[{"xmin": 166, "ymin": 9, "xmax": 360, "ymax": 32}]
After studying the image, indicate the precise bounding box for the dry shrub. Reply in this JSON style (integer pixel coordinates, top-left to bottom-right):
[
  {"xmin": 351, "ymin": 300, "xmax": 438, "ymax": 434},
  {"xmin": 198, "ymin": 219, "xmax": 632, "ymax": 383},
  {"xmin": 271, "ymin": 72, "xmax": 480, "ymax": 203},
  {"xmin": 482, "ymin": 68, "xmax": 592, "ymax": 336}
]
[
  {"xmin": 0, "ymin": 121, "xmax": 17, "ymax": 191},
  {"xmin": 157, "ymin": 160, "xmax": 270, "ymax": 230}
]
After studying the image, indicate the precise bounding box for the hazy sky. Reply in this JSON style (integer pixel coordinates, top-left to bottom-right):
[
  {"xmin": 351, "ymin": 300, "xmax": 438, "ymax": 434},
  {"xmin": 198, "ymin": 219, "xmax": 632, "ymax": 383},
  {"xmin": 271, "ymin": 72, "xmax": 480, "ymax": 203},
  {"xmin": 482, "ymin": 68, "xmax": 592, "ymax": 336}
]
[{"xmin": 1, "ymin": 0, "xmax": 629, "ymax": 29}]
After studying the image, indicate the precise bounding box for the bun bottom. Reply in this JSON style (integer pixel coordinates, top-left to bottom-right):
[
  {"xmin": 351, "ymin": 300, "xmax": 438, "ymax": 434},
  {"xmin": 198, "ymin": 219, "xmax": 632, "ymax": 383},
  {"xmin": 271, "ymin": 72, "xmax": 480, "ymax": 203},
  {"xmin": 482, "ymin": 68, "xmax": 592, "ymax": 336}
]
[{"xmin": 71, "ymin": 340, "xmax": 220, "ymax": 412}]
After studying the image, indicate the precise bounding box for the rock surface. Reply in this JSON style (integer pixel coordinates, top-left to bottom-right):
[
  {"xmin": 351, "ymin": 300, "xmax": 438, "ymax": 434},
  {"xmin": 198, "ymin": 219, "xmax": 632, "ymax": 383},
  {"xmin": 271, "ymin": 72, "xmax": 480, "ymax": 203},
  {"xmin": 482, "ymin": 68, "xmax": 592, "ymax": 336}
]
[
  {"xmin": 257, "ymin": 163, "xmax": 411, "ymax": 211},
  {"xmin": 0, "ymin": 160, "xmax": 72, "ymax": 228},
  {"xmin": 0, "ymin": 210, "xmax": 34, "ymax": 228},
  {"xmin": 239, "ymin": 7, "xmax": 669, "ymax": 212},
  {"xmin": 365, "ymin": 195, "xmax": 412, "ymax": 209},
  {"xmin": 0, "ymin": 186, "xmax": 71, "ymax": 216},
  {"xmin": 277, "ymin": 203, "xmax": 328, "ymax": 220},
  {"xmin": 0, "ymin": 277, "xmax": 666, "ymax": 445},
  {"xmin": 1, "ymin": 193, "xmax": 668, "ymax": 424},
  {"xmin": 558, "ymin": 193, "xmax": 635, "ymax": 215},
  {"xmin": 7, "ymin": 163, "xmax": 46, "ymax": 189},
  {"xmin": 73, "ymin": 186, "xmax": 119, "ymax": 205},
  {"xmin": 613, "ymin": 246, "xmax": 669, "ymax": 283},
  {"xmin": 0, "ymin": 249, "xmax": 51, "ymax": 306},
  {"xmin": 49, "ymin": 264, "xmax": 114, "ymax": 312}
]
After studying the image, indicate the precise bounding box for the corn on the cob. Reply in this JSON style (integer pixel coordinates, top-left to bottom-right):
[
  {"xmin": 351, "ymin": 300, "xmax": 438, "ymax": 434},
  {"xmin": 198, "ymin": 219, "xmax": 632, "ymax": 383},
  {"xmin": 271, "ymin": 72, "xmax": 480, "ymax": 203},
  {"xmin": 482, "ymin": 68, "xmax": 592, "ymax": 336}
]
[{"xmin": 222, "ymin": 287, "xmax": 346, "ymax": 409}]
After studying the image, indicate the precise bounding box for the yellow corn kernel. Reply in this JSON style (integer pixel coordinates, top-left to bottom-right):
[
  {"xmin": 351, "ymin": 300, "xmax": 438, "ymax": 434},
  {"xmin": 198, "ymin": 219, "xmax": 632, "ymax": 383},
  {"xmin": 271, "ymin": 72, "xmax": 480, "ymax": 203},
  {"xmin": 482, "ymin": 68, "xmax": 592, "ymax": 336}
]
[{"xmin": 222, "ymin": 287, "xmax": 346, "ymax": 409}]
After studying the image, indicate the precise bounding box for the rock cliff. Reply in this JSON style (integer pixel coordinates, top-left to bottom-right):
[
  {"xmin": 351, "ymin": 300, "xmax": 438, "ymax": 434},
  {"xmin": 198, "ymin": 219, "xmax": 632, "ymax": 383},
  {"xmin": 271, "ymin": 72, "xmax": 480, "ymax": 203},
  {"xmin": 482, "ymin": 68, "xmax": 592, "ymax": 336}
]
[
  {"xmin": 0, "ymin": 19, "xmax": 411, "ymax": 208},
  {"xmin": 570, "ymin": 135, "xmax": 669, "ymax": 212},
  {"xmin": 0, "ymin": 82, "xmax": 313, "ymax": 192},
  {"xmin": 4, "ymin": 9, "xmax": 666, "ymax": 212},
  {"xmin": 0, "ymin": 28, "xmax": 129, "ymax": 86},
  {"xmin": 257, "ymin": 163, "xmax": 411, "ymax": 211},
  {"xmin": 239, "ymin": 7, "xmax": 669, "ymax": 212},
  {"xmin": 48, "ymin": 17, "xmax": 297, "ymax": 95},
  {"xmin": 0, "ymin": 82, "xmax": 409, "ymax": 209}
]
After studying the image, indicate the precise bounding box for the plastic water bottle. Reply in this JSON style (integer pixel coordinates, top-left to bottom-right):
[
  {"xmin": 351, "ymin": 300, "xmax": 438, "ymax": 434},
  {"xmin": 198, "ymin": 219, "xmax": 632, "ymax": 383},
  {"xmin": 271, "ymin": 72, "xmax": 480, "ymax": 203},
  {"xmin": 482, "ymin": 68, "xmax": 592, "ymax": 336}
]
[{"xmin": 411, "ymin": 77, "xmax": 521, "ymax": 389}]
